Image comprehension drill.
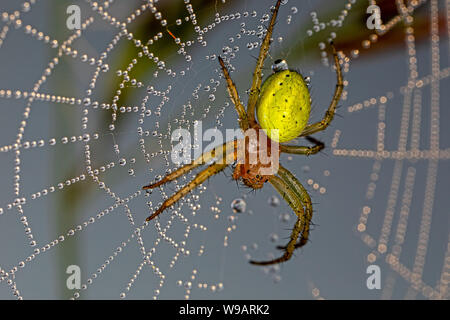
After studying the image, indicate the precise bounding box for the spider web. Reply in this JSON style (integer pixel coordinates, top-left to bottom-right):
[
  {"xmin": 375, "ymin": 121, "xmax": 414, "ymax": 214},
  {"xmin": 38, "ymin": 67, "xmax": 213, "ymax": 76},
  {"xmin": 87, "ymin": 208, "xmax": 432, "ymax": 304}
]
[{"xmin": 0, "ymin": 0, "xmax": 448, "ymax": 300}]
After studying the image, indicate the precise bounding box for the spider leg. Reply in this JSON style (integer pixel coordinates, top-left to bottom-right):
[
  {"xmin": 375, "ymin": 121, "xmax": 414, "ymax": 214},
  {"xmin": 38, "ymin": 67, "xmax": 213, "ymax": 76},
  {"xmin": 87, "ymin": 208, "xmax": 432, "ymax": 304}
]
[
  {"xmin": 246, "ymin": 0, "xmax": 282, "ymax": 126},
  {"xmin": 143, "ymin": 140, "xmax": 237, "ymax": 189},
  {"xmin": 275, "ymin": 165, "xmax": 313, "ymax": 250},
  {"xmin": 218, "ymin": 57, "xmax": 249, "ymax": 131},
  {"xmin": 280, "ymin": 136, "xmax": 324, "ymax": 155},
  {"xmin": 250, "ymin": 174, "xmax": 306, "ymax": 266},
  {"xmin": 146, "ymin": 162, "xmax": 229, "ymax": 221},
  {"xmin": 145, "ymin": 146, "xmax": 238, "ymax": 221},
  {"xmin": 299, "ymin": 42, "xmax": 343, "ymax": 137}
]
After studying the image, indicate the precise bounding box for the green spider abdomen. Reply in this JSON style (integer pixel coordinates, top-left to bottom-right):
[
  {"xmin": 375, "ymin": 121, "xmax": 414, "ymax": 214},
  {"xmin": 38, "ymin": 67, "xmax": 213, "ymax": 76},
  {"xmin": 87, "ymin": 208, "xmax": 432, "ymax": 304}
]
[{"xmin": 256, "ymin": 70, "xmax": 311, "ymax": 143}]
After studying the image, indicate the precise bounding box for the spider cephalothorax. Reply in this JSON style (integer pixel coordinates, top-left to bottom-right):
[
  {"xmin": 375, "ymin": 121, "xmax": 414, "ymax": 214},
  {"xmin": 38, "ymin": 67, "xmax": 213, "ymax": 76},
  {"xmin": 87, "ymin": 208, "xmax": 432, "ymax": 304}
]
[
  {"xmin": 143, "ymin": 0, "xmax": 343, "ymax": 266},
  {"xmin": 232, "ymin": 125, "xmax": 280, "ymax": 189}
]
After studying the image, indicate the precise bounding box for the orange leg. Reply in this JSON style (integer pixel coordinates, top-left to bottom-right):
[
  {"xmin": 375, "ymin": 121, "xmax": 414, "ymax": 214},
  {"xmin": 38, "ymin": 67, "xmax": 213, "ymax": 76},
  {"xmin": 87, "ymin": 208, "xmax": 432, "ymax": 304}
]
[{"xmin": 144, "ymin": 142, "xmax": 237, "ymax": 221}]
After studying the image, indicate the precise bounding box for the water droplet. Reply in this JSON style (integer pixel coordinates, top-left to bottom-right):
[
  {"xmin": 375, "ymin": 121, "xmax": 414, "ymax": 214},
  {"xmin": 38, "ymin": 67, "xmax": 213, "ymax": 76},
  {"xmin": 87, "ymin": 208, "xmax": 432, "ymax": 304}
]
[
  {"xmin": 270, "ymin": 233, "xmax": 279, "ymax": 242},
  {"xmin": 268, "ymin": 195, "xmax": 280, "ymax": 207},
  {"xmin": 272, "ymin": 59, "xmax": 288, "ymax": 73},
  {"xmin": 231, "ymin": 198, "xmax": 246, "ymax": 213}
]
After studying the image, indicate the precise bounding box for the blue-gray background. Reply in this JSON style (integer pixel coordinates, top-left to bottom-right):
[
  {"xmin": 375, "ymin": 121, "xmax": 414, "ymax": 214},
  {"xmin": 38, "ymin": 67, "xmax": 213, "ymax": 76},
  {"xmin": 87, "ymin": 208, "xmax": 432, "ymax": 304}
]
[{"xmin": 0, "ymin": 0, "xmax": 449, "ymax": 299}]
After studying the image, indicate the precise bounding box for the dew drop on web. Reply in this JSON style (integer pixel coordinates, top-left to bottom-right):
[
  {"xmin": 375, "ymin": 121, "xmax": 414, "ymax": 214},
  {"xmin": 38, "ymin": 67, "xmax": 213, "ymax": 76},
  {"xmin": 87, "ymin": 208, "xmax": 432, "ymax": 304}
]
[
  {"xmin": 269, "ymin": 233, "xmax": 279, "ymax": 242},
  {"xmin": 279, "ymin": 213, "xmax": 290, "ymax": 222}
]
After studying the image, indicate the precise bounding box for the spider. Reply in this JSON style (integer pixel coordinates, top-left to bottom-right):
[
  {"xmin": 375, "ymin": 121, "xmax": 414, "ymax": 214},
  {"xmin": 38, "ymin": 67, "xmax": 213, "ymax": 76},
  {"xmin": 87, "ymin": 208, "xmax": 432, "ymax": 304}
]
[{"xmin": 143, "ymin": 0, "xmax": 343, "ymax": 266}]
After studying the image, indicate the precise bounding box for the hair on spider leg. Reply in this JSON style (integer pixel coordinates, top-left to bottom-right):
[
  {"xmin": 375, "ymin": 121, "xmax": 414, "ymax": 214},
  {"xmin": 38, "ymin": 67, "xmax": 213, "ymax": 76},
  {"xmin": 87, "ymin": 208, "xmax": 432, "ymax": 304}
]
[
  {"xmin": 246, "ymin": 186, "xmax": 258, "ymax": 196},
  {"xmin": 276, "ymin": 227, "xmax": 315, "ymax": 245},
  {"xmin": 311, "ymin": 146, "xmax": 331, "ymax": 158},
  {"xmin": 332, "ymin": 104, "xmax": 345, "ymax": 120},
  {"xmin": 261, "ymin": 15, "xmax": 280, "ymax": 34},
  {"xmin": 275, "ymin": 241, "xmax": 310, "ymax": 255},
  {"xmin": 248, "ymin": 54, "xmax": 259, "ymax": 62},
  {"xmin": 235, "ymin": 179, "xmax": 241, "ymax": 191},
  {"xmin": 280, "ymin": 226, "xmax": 297, "ymax": 232},
  {"xmin": 261, "ymin": 65, "xmax": 273, "ymax": 73},
  {"xmin": 333, "ymin": 113, "xmax": 344, "ymax": 120}
]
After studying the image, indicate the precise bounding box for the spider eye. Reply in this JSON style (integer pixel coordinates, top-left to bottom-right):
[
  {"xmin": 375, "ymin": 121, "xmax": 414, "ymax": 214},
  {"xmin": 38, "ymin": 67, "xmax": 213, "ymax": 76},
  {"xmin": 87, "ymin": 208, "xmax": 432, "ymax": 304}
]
[{"xmin": 272, "ymin": 59, "xmax": 288, "ymax": 73}]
